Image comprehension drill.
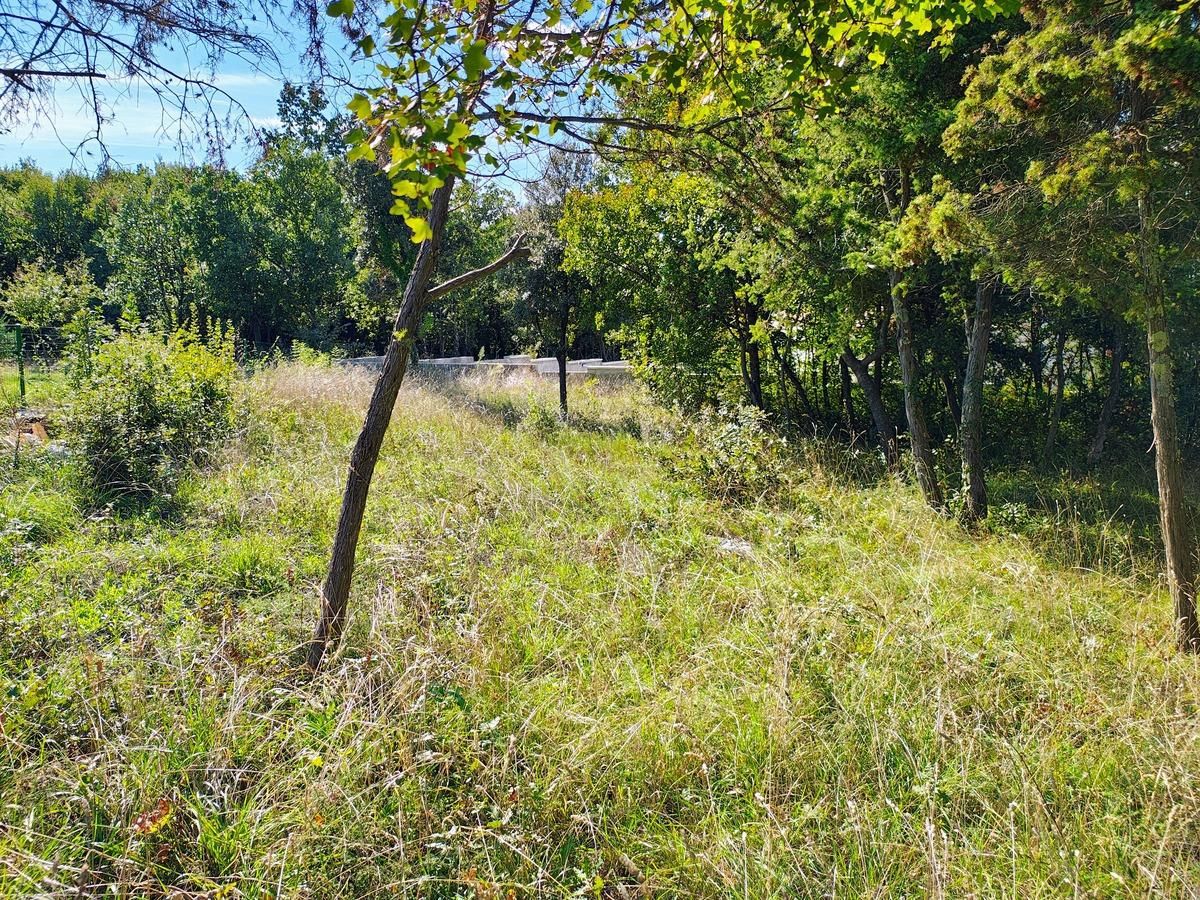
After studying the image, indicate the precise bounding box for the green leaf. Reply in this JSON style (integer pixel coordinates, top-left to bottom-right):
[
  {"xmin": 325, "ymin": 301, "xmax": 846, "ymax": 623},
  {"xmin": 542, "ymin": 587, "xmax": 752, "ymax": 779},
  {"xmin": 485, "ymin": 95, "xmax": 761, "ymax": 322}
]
[
  {"xmin": 463, "ymin": 40, "xmax": 489, "ymax": 81},
  {"xmin": 347, "ymin": 93, "xmax": 373, "ymax": 120},
  {"xmin": 326, "ymin": 0, "xmax": 354, "ymax": 17}
]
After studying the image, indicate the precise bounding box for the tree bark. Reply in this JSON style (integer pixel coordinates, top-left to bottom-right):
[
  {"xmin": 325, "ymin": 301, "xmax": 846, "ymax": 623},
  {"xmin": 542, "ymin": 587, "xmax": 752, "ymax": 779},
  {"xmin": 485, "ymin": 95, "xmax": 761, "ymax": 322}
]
[
  {"xmin": 1086, "ymin": 328, "xmax": 1124, "ymax": 467},
  {"xmin": 1141, "ymin": 203, "xmax": 1199, "ymax": 651},
  {"xmin": 307, "ymin": 182, "xmax": 456, "ymax": 669},
  {"xmin": 960, "ymin": 276, "xmax": 995, "ymax": 524},
  {"xmin": 891, "ymin": 272, "xmax": 944, "ymax": 509},
  {"xmin": 842, "ymin": 346, "xmax": 899, "ymax": 468}
]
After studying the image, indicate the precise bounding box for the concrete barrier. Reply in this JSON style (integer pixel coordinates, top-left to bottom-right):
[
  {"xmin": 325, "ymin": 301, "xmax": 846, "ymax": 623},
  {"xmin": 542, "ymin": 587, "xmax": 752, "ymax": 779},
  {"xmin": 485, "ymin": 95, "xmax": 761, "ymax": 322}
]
[
  {"xmin": 535, "ymin": 359, "xmax": 591, "ymax": 374},
  {"xmin": 338, "ymin": 356, "xmax": 384, "ymax": 370},
  {"xmin": 583, "ymin": 361, "xmax": 633, "ymax": 378},
  {"xmin": 338, "ymin": 355, "xmax": 633, "ymax": 380}
]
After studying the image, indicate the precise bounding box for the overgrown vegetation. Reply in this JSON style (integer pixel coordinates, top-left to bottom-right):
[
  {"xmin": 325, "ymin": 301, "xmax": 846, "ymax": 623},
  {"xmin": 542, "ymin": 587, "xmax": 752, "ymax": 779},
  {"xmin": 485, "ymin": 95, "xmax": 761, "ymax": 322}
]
[
  {"xmin": 4, "ymin": 0, "xmax": 1200, "ymax": 891},
  {"xmin": 2, "ymin": 368, "xmax": 1198, "ymax": 896},
  {"xmin": 67, "ymin": 327, "xmax": 237, "ymax": 506}
]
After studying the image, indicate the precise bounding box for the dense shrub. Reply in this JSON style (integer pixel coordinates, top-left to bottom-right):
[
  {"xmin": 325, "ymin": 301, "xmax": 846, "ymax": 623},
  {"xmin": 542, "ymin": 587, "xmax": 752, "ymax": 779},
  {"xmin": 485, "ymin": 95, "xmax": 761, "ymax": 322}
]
[
  {"xmin": 68, "ymin": 327, "xmax": 237, "ymax": 504},
  {"xmin": 1, "ymin": 258, "xmax": 101, "ymax": 329},
  {"xmin": 62, "ymin": 306, "xmax": 115, "ymax": 386},
  {"xmin": 667, "ymin": 403, "xmax": 791, "ymax": 501}
]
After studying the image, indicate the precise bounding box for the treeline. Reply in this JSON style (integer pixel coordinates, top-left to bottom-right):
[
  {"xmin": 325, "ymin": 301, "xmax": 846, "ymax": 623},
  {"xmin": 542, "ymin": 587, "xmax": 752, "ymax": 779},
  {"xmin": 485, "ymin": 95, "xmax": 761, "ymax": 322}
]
[
  {"xmin": 552, "ymin": 10, "xmax": 1200, "ymax": 485},
  {"xmin": 536, "ymin": 1, "xmax": 1200, "ymax": 648},
  {"xmin": 0, "ymin": 88, "xmax": 608, "ymax": 364},
  {"xmin": 5, "ymin": 7, "xmax": 1199, "ymax": 488}
]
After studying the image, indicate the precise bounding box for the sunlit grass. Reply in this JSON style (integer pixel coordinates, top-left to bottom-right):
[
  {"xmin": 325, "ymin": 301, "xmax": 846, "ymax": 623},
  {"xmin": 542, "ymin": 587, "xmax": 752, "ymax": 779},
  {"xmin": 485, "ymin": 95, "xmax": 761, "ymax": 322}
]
[
  {"xmin": 0, "ymin": 363, "xmax": 64, "ymax": 414},
  {"xmin": 2, "ymin": 363, "xmax": 1198, "ymax": 897}
]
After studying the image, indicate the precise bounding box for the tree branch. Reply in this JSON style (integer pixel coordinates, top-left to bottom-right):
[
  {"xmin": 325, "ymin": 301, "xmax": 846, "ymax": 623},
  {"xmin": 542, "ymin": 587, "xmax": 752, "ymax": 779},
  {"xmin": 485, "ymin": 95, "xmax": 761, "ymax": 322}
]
[
  {"xmin": 0, "ymin": 67, "xmax": 105, "ymax": 78},
  {"xmin": 425, "ymin": 233, "xmax": 530, "ymax": 302}
]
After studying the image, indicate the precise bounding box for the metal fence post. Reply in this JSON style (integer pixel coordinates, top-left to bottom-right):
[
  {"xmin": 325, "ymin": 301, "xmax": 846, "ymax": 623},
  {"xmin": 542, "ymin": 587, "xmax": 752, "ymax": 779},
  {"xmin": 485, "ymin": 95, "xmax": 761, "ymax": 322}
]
[{"xmin": 15, "ymin": 324, "xmax": 25, "ymax": 406}]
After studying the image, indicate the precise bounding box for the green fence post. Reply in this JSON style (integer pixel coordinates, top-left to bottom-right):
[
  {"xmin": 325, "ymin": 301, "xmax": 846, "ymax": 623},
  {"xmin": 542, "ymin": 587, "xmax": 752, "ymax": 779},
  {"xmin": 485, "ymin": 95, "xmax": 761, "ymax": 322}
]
[{"xmin": 15, "ymin": 325, "xmax": 25, "ymax": 406}]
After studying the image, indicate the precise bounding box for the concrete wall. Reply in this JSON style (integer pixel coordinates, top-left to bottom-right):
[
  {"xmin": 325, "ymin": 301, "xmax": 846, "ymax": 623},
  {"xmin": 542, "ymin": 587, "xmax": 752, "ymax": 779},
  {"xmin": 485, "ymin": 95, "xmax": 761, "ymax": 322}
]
[{"xmin": 340, "ymin": 354, "xmax": 633, "ymax": 380}]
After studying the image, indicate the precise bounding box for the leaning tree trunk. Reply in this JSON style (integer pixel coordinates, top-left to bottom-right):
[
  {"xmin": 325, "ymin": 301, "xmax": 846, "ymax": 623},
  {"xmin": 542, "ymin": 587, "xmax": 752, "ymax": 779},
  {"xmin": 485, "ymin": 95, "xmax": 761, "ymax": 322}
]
[
  {"xmin": 842, "ymin": 347, "xmax": 899, "ymax": 468},
  {"xmin": 773, "ymin": 338, "xmax": 818, "ymax": 422},
  {"xmin": 307, "ymin": 182, "xmax": 456, "ymax": 670},
  {"xmin": 1140, "ymin": 199, "xmax": 1199, "ymax": 652},
  {"xmin": 891, "ymin": 273, "xmax": 944, "ymax": 509},
  {"xmin": 1086, "ymin": 328, "xmax": 1124, "ymax": 467},
  {"xmin": 960, "ymin": 276, "xmax": 995, "ymax": 524}
]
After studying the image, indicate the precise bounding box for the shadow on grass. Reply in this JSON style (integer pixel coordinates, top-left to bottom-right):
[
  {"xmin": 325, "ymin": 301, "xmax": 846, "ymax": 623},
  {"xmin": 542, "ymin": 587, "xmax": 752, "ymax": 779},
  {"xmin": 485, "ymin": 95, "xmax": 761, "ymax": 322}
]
[
  {"xmin": 409, "ymin": 369, "xmax": 648, "ymax": 439},
  {"xmin": 985, "ymin": 463, "xmax": 1176, "ymax": 579}
]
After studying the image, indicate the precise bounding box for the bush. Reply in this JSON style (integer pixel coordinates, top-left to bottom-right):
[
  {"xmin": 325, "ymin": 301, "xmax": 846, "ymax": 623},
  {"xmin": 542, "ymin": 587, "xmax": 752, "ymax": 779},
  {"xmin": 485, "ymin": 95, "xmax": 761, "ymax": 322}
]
[
  {"xmin": 1, "ymin": 258, "xmax": 101, "ymax": 329},
  {"xmin": 68, "ymin": 328, "xmax": 237, "ymax": 504},
  {"xmin": 667, "ymin": 404, "xmax": 791, "ymax": 501},
  {"xmin": 519, "ymin": 400, "xmax": 563, "ymax": 435},
  {"xmin": 62, "ymin": 306, "xmax": 115, "ymax": 386}
]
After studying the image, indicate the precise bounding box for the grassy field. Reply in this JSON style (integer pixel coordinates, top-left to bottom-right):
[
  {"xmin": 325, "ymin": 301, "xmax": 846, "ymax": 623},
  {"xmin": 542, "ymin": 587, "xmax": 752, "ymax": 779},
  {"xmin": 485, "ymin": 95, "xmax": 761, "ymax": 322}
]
[
  {"xmin": 3, "ymin": 364, "xmax": 1200, "ymax": 897},
  {"xmin": 0, "ymin": 363, "xmax": 63, "ymax": 414}
]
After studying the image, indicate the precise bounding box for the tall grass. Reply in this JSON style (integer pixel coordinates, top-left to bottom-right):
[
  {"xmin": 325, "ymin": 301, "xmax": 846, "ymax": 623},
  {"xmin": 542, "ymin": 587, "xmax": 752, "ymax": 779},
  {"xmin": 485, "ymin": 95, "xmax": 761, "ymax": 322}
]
[{"xmin": 2, "ymin": 364, "xmax": 1199, "ymax": 897}]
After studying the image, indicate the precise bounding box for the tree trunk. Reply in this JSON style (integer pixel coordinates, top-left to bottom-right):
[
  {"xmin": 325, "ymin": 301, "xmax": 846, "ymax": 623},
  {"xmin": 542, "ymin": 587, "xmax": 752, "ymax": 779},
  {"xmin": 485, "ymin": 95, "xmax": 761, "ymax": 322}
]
[
  {"xmin": 307, "ymin": 181, "xmax": 456, "ymax": 670},
  {"xmin": 843, "ymin": 347, "xmax": 899, "ymax": 468},
  {"xmin": 839, "ymin": 356, "xmax": 856, "ymax": 437},
  {"xmin": 774, "ymin": 339, "xmax": 818, "ymax": 422},
  {"xmin": 1141, "ymin": 201, "xmax": 1199, "ymax": 651},
  {"xmin": 891, "ymin": 273, "xmax": 943, "ymax": 509},
  {"xmin": 557, "ymin": 310, "xmax": 569, "ymax": 420},
  {"xmin": 942, "ymin": 370, "xmax": 962, "ymax": 432},
  {"xmin": 747, "ymin": 341, "xmax": 763, "ymax": 410},
  {"xmin": 1043, "ymin": 328, "xmax": 1066, "ymax": 464},
  {"xmin": 960, "ymin": 276, "xmax": 995, "ymax": 524},
  {"xmin": 1086, "ymin": 328, "xmax": 1124, "ymax": 467},
  {"xmin": 1030, "ymin": 305, "xmax": 1044, "ymax": 405},
  {"xmin": 736, "ymin": 307, "xmax": 763, "ymax": 410}
]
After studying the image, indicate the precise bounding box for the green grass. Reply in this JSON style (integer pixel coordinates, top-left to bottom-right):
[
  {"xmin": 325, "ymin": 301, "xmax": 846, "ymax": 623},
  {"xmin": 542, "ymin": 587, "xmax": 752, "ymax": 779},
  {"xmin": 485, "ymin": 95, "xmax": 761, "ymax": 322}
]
[
  {"xmin": 2, "ymin": 363, "xmax": 1199, "ymax": 897},
  {"xmin": 0, "ymin": 363, "xmax": 64, "ymax": 414}
]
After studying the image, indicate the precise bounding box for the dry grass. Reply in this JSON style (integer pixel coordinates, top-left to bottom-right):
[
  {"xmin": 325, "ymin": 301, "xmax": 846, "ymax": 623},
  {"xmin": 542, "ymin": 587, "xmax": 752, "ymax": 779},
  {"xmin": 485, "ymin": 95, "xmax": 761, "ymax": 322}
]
[{"xmin": 2, "ymin": 363, "xmax": 1200, "ymax": 897}]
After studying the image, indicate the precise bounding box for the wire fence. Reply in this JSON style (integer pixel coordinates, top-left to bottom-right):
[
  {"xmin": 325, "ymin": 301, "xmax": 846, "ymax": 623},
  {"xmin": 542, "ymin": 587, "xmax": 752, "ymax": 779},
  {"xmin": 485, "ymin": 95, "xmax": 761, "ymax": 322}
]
[{"xmin": 0, "ymin": 325, "xmax": 67, "ymax": 407}]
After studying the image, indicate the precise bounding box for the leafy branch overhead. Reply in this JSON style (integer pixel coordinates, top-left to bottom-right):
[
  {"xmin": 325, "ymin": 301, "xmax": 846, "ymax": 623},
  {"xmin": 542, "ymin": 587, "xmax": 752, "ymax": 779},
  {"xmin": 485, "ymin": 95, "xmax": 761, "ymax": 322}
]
[{"xmin": 328, "ymin": 0, "xmax": 1017, "ymax": 237}]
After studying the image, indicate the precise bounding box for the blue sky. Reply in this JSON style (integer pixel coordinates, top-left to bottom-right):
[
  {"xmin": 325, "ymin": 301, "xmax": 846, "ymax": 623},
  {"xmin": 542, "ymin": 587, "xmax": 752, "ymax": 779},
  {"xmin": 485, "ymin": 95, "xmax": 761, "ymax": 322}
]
[
  {"xmin": 3, "ymin": 12, "xmax": 354, "ymax": 175},
  {"xmin": 1, "ymin": 15, "xmax": 552, "ymax": 191},
  {"xmin": 6, "ymin": 70, "xmax": 293, "ymax": 172}
]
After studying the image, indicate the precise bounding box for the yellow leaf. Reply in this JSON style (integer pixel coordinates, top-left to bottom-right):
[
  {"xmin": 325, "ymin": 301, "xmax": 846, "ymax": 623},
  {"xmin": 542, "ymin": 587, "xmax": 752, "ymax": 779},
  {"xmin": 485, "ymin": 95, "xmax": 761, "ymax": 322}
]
[{"xmin": 406, "ymin": 215, "xmax": 433, "ymax": 243}]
